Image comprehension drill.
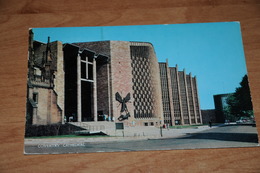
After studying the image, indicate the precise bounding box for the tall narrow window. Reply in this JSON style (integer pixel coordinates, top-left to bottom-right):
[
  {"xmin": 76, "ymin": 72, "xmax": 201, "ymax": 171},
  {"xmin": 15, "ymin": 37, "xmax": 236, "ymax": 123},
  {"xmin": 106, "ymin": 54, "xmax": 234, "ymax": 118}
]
[
  {"xmin": 81, "ymin": 61, "xmax": 86, "ymax": 79},
  {"xmin": 33, "ymin": 93, "xmax": 38, "ymax": 103},
  {"xmin": 88, "ymin": 64, "xmax": 93, "ymax": 80}
]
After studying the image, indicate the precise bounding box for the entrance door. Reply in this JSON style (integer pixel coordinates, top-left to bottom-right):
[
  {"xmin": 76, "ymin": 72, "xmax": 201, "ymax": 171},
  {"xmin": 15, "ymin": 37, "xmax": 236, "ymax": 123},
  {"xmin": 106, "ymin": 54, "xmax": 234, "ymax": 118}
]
[{"xmin": 81, "ymin": 81, "xmax": 93, "ymax": 121}]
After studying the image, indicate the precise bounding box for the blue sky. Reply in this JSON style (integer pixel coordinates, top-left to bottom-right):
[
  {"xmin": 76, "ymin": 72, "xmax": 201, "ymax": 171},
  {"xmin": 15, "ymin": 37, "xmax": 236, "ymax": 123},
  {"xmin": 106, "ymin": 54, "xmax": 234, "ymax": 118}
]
[{"xmin": 32, "ymin": 22, "xmax": 248, "ymax": 109}]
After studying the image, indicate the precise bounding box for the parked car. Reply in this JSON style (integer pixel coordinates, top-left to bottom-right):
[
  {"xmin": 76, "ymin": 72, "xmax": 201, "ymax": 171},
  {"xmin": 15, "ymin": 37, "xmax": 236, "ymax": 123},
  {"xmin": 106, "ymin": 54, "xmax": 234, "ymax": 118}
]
[{"xmin": 236, "ymin": 117, "xmax": 253, "ymax": 124}]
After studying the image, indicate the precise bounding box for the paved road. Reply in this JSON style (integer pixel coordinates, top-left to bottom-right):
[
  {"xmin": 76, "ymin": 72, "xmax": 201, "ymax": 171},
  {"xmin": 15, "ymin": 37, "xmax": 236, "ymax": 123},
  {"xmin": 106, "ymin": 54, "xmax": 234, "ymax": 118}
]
[{"xmin": 24, "ymin": 125, "xmax": 259, "ymax": 154}]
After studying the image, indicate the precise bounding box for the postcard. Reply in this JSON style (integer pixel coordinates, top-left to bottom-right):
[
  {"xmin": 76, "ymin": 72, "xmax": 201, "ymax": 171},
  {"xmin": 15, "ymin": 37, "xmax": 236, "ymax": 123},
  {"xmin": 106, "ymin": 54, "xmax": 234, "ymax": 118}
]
[{"xmin": 24, "ymin": 22, "xmax": 258, "ymax": 154}]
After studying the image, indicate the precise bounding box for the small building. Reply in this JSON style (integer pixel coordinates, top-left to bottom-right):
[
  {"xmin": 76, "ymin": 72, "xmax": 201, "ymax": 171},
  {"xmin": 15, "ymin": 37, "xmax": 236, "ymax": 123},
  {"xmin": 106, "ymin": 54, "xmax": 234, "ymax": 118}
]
[
  {"xmin": 201, "ymin": 109, "xmax": 216, "ymax": 124},
  {"xmin": 26, "ymin": 30, "xmax": 64, "ymax": 125}
]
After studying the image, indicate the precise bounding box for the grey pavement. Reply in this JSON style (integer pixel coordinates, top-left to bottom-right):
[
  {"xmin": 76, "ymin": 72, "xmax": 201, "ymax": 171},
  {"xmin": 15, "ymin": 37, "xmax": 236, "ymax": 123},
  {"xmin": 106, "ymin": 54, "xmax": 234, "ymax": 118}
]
[
  {"xmin": 24, "ymin": 124, "xmax": 222, "ymax": 145},
  {"xmin": 24, "ymin": 124, "xmax": 259, "ymax": 154}
]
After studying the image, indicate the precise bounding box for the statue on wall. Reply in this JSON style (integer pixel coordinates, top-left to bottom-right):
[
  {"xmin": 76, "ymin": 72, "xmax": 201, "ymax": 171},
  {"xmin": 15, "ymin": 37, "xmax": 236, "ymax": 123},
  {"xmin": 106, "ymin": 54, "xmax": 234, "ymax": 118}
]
[{"xmin": 115, "ymin": 92, "xmax": 131, "ymax": 121}]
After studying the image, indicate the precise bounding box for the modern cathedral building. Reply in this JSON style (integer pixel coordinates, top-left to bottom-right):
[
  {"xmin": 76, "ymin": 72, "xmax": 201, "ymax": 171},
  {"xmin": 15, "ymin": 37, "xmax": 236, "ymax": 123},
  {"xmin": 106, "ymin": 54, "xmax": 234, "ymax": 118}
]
[
  {"xmin": 26, "ymin": 30, "xmax": 202, "ymax": 127},
  {"xmin": 159, "ymin": 62, "xmax": 202, "ymax": 126}
]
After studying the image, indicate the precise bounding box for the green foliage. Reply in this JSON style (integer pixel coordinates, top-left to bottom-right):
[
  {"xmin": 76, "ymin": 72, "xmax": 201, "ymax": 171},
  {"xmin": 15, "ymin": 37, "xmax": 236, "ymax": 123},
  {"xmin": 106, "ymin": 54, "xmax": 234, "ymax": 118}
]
[
  {"xmin": 225, "ymin": 75, "xmax": 254, "ymax": 119},
  {"xmin": 223, "ymin": 106, "xmax": 236, "ymax": 122}
]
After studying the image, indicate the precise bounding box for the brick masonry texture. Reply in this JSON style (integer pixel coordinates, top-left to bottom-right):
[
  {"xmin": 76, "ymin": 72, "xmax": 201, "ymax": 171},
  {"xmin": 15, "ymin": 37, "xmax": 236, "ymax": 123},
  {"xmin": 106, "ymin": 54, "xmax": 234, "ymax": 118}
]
[
  {"xmin": 110, "ymin": 41, "xmax": 135, "ymax": 121},
  {"xmin": 97, "ymin": 63, "xmax": 110, "ymax": 115},
  {"xmin": 73, "ymin": 41, "xmax": 111, "ymax": 56}
]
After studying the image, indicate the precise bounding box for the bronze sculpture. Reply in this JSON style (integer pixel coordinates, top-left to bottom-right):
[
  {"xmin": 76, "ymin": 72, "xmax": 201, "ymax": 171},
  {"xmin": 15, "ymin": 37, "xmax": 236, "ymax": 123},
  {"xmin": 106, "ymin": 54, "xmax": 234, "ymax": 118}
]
[{"xmin": 115, "ymin": 92, "xmax": 131, "ymax": 121}]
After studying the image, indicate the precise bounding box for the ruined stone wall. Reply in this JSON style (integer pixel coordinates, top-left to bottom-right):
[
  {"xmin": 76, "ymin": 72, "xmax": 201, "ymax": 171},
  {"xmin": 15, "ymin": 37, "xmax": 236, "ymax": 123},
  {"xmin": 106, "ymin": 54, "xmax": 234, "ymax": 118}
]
[
  {"xmin": 53, "ymin": 41, "xmax": 64, "ymax": 123},
  {"xmin": 33, "ymin": 41, "xmax": 58, "ymax": 70},
  {"xmin": 31, "ymin": 87, "xmax": 49, "ymax": 125},
  {"xmin": 28, "ymin": 87, "xmax": 61, "ymax": 125},
  {"xmin": 28, "ymin": 40, "xmax": 63, "ymax": 125},
  {"xmin": 33, "ymin": 42, "xmax": 46, "ymax": 67},
  {"xmin": 50, "ymin": 90, "xmax": 62, "ymax": 124}
]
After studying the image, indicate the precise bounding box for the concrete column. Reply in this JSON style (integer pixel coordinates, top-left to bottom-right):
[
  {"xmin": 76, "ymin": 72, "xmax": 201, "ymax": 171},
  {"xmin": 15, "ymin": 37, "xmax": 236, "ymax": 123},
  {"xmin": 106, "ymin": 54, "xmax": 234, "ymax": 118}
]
[
  {"xmin": 176, "ymin": 66, "xmax": 184, "ymax": 125},
  {"xmin": 190, "ymin": 74, "xmax": 198, "ymax": 124},
  {"xmin": 93, "ymin": 58, "xmax": 97, "ymax": 122},
  {"xmin": 107, "ymin": 63, "xmax": 112, "ymax": 119},
  {"xmin": 194, "ymin": 77, "xmax": 202, "ymax": 124},
  {"xmin": 166, "ymin": 60, "xmax": 175, "ymax": 126},
  {"xmin": 77, "ymin": 53, "xmax": 82, "ymax": 122},
  {"xmin": 183, "ymin": 70, "xmax": 192, "ymax": 125}
]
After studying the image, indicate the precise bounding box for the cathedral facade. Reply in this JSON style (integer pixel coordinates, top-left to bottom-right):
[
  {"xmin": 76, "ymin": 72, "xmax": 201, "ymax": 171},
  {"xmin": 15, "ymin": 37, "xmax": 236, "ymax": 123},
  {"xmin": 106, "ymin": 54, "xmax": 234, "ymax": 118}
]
[{"xmin": 26, "ymin": 30, "xmax": 201, "ymax": 126}]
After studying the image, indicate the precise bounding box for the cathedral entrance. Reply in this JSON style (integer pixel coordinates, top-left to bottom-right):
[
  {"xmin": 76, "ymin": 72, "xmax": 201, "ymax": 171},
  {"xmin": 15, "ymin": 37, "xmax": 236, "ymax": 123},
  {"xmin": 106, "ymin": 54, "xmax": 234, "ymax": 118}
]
[
  {"xmin": 79, "ymin": 50, "xmax": 96, "ymax": 122},
  {"xmin": 64, "ymin": 44, "xmax": 109, "ymax": 123},
  {"xmin": 81, "ymin": 81, "xmax": 93, "ymax": 121}
]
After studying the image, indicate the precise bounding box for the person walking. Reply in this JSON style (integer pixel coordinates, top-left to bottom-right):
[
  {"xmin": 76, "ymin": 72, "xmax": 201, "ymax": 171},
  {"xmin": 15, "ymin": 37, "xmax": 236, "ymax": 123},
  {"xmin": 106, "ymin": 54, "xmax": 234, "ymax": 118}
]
[{"xmin": 209, "ymin": 121, "xmax": 212, "ymax": 128}]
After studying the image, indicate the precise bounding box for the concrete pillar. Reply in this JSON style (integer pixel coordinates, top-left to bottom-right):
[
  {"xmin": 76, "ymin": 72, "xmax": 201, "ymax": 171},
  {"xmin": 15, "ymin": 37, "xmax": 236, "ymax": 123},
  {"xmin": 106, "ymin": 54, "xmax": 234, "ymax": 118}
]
[
  {"xmin": 176, "ymin": 65, "xmax": 184, "ymax": 125},
  {"xmin": 77, "ymin": 53, "xmax": 82, "ymax": 122},
  {"xmin": 107, "ymin": 63, "xmax": 112, "ymax": 119},
  {"xmin": 183, "ymin": 70, "xmax": 192, "ymax": 125},
  {"xmin": 93, "ymin": 58, "xmax": 97, "ymax": 122},
  {"xmin": 166, "ymin": 60, "xmax": 175, "ymax": 126},
  {"xmin": 194, "ymin": 77, "xmax": 202, "ymax": 124},
  {"xmin": 190, "ymin": 74, "xmax": 198, "ymax": 124}
]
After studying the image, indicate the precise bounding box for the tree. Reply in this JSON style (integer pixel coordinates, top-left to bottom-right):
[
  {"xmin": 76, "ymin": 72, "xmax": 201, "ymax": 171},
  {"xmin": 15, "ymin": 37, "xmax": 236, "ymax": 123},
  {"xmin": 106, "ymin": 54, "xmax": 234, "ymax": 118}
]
[{"xmin": 225, "ymin": 75, "xmax": 254, "ymax": 119}]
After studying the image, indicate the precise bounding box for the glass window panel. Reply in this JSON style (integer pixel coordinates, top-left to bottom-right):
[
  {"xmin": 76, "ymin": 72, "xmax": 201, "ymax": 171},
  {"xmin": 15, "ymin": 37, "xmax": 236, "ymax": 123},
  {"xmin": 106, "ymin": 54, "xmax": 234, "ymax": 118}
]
[
  {"xmin": 81, "ymin": 62, "xmax": 86, "ymax": 79},
  {"xmin": 88, "ymin": 64, "xmax": 93, "ymax": 80}
]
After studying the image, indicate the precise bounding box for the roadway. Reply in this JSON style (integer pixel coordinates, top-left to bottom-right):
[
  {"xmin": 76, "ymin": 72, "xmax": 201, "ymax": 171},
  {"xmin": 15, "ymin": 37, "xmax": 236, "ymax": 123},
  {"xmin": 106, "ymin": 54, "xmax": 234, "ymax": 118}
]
[{"xmin": 24, "ymin": 124, "xmax": 259, "ymax": 154}]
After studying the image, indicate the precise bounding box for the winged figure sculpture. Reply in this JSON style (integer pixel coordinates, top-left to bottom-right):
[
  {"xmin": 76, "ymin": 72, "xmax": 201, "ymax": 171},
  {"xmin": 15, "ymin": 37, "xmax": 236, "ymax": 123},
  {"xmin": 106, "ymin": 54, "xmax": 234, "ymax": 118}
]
[{"xmin": 115, "ymin": 92, "xmax": 131, "ymax": 121}]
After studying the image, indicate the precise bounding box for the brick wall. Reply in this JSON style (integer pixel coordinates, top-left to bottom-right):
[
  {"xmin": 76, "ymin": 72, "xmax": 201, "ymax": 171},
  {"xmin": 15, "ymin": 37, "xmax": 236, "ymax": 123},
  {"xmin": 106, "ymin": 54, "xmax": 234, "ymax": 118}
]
[
  {"xmin": 147, "ymin": 43, "xmax": 164, "ymax": 121},
  {"xmin": 201, "ymin": 109, "xmax": 216, "ymax": 124},
  {"xmin": 97, "ymin": 63, "xmax": 110, "ymax": 116},
  {"xmin": 110, "ymin": 41, "xmax": 135, "ymax": 121},
  {"xmin": 73, "ymin": 41, "xmax": 111, "ymax": 56}
]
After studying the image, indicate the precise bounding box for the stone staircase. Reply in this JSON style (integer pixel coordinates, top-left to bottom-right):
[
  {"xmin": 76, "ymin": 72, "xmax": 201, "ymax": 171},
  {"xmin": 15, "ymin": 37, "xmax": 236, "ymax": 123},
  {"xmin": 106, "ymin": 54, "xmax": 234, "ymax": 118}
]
[
  {"xmin": 69, "ymin": 121, "xmax": 162, "ymax": 137},
  {"xmin": 69, "ymin": 122, "xmax": 116, "ymax": 135}
]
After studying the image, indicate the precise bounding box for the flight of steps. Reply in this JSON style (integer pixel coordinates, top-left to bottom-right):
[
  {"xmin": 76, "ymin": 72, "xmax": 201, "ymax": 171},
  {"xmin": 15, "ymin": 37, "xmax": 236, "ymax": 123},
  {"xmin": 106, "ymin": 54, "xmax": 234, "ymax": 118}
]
[
  {"xmin": 69, "ymin": 121, "xmax": 162, "ymax": 137},
  {"xmin": 69, "ymin": 121, "xmax": 116, "ymax": 136}
]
